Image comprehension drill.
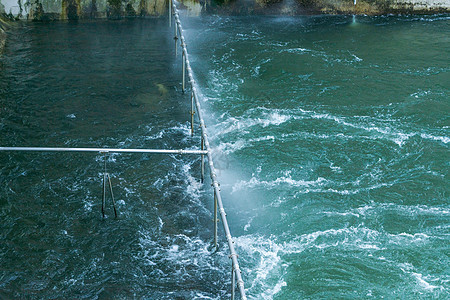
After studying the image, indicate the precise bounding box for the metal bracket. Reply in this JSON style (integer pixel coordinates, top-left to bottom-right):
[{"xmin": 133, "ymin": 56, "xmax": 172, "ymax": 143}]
[{"xmin": 102, "ymin": 154, "xmax": 118, "ymax": 219}]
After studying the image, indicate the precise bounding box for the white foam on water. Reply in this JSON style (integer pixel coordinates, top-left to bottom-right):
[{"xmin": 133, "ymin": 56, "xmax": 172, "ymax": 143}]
[
  {"xmin": 269, "ymin": 196, "xmax": 287, "ymax": 208},
  {"xmin": 307, "ymin": 109, "xmax": 449, "ymax": 146},
  {"xmin": 252, "ymin": 58, "xmax": 273, "ymax": 77},
  {"xmin": 322, "ymin": 203, "xmax": 450, "ymax": 246},
  {"xmin": 295, "ymin": 227, "xmax": 383, "ymax": 250},
  {"xmin": 351, "ymin": 54, "xmax": 363, "ymax": 62},
  {"xmin": 313, "ymin": 182, "xmax": 394, "ymax": 195},
  {"xmin": 193, "ymin": 292, "xmax": 217, "ymax": 300},
  {"xmin": 282, "ymin": 47, "xmax": 364, "ymax": 65},
  {"xmin": 394, "ymin": 232, "xmax": 430, "ymax": 243},
  {"xmin": 412, "ymin": 273, "xmax": 441, "ymax": 291},
  {"xmin": 215, "ymin": 135, "xmax": 276, "ymax": 155},
  {"xmin": 251, "ymin": 135, "xmax": 276, "ymax": 142},
  {"xmin": 410, "ymin": 89, "xmax": 431, "ymax": 98},
  {"xmin": 284, "ymin": 47, "xmax": 312, "ymax": 54},
  {"xmin": 397, "ymin": 204, "xmax": 450, "ymax": 216},
  {"xmin": 266, "ymin": 41, "xmax": 289, "ymax": 48},
  {"xmin": 211, "ymin": 106, "xmax": 445, "ymax": 149},
  {"xmin": 144, "ymin": 130, "xmax": 164, "ymax": 140},
  {"xmin": 169, "ymin": 123, "xmax": 192, "ymax": 137},
  {"xmin": 309, "ymin": 112, "xmax": 413, "ymax": 146},
  {"xmin": 235, "ymin": 235, "xmax": 287, "ymax": 299},
  {"xmin": 181, "ymin": 163, "xmax": 203, "ymax": 203},
  {"xmin": 322, "ymin": 211, "xmax": 360, "ymax": 218},
  {"xmin": 144, "ymin": 123, "xmax": 192, "ymax": 141},
  {"xmin": 83, "ymin": 200, "xmax": 93, "ymax": 212},
  {"xmin": 216, "ymin": 140, "xmax": 247, "ymax": 154},
  {"xmin": 352, "ymin": 202, "xmax": 450, "ymax": 218},
  {"xmin": 137, "ymin": 231, "xmax": 221, "ymax": 276},
  {"xmin": 232, "ymin": 176, "xmax": 327, "ymax": 193},
  {"xmin": 293, "ymin": 226, "xmax": 432, "ymax": 252},
  {"xmin": 207, "ymin": 69, "xmax": 237, "ymax": 97},
  {"xmin": 244, "ymin": 215, "xmax": 256, "ymax": 232},
  {"xmin": 259, "ymin": 111, "xmax": 291, "ymax": 127},
  {"xmin": 94, "ymin": 152, "xmax": 121, "ymax": 164},
  {"xmin": 152, "ymin": 176, "xmax": 168, "ymax": 190},
  {"xmin": 330, "ymin": 163, "xmax": 342, "ymax": 173},
  {"xmin": 420, "ymin": 133, "xmax": 449, "ymax": 144},
  {"xmin": 232, "ymin": 170, "xmax": 397, "ymax": 195},
  {"xmin": 214, "ymin": 110, "xmax": 295, "ymax": 136},
  {"xmin": 123, "ymin": 186, "xmax": 137, "ymax": 197},
  {"xmin": 262, "ymin": 281, "xmax": 287, "ymax": 300},
  {"xmin": 397, "ymin": 262, "xmax": 445, "ymax": 293},
  {"xmin": 238, "ymin": 236, "xmax": 282, "ymax": 281},
  {"xmin": 235, "ymin": 227, "xmax": 421, "ymax": 296},
  {"xmin": 157, "ymin": 216, "xmax": 164, "ymax": 232}
]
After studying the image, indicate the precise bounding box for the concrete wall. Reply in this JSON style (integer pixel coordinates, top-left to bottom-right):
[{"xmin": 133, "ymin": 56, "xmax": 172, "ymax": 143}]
[
  {"xmin": 1, "ymin": 0, "xmax": 168, "ymax": 20},
  {"xmin": 0, "ymin": 0, "xmax": 449, "ymax": 20},
  {"xmin": 195, "ymin": 0, "xmax": 450, "ymax": 15},
  {"xmin": 0, "ymin": 14, "xmax": 8, "ymax": 54}
]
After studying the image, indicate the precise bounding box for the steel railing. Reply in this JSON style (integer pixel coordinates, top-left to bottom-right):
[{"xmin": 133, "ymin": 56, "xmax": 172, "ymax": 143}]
[
  {"xmin": 0, "ymin": 6, "xmax": 247, "ymax": 298},
  {"xmin": 170, "ymin": 2, "xmax": 247, "ymax": 299}
]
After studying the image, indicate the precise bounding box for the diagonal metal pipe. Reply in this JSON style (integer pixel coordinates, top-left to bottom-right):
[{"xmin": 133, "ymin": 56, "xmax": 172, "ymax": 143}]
[
  {"xmin": 0, "ymin": 147, "xmax": 208, "ymax": 155},
  {"xmin": 171, "ymin": 2, "xmax": 247, "ymax": 299}
]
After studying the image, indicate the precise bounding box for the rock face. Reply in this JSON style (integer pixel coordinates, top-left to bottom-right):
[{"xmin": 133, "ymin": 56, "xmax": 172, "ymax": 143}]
[
  {"xmin": 1, "ymin": 0, "xmax": 168, "ymax": 20},
  {"xmin": 0, "ymin": 0, "xmax": 448, "ymax": 20},
  {"xmin": 0, "ymin": 14, "xmax": 7, "ymax": 54},
  {"xmin": 197, "ymin": 0, "xmax": 450, "ymax": 15}
]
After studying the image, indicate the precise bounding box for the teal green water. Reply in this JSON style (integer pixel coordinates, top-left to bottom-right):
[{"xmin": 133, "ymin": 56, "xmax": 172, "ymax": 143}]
[
  {"xmin": 0, "ymin": 14, "xmax": 449, "ymax": 299},
  {"xmin": 184, "ymin": 14, "xmax": 450, "ymax": 298},
  {"xmin": 0, "ymin": 19, "xmax": 229, "ymax": 299}
]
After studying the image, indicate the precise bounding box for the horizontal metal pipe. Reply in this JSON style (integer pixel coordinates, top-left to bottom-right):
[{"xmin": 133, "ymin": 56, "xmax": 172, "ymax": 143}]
[
  {"xmin": 0, "ymin": 147, "xmax": 208, "ymax": 155},
  {"xmin": 172, "ymin": 3, "xmax": 247, "ymax": 299}
]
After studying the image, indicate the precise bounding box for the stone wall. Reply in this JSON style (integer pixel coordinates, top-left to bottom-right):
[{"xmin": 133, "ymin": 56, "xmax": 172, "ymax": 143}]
[
  {"xmin": 0, "ymin": 0, "xmax": 448, "ymax": 20},
  {"xmin": 1, "ymin": 10, "xmax": 8, "ymax": 54},
  {"xmin": 1, "ymin": 0, "xmax": 168, "ymax": 20},
  {"xmin": 195, "ymin": 0, "xmax": 450, "ymax": 15}
]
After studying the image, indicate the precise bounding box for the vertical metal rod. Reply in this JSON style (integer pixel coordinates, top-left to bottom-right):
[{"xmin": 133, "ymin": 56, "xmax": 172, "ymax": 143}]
[
  {"xmin": 214, "ymin": 190, "xmax": 218, "ymax": 250},
  {"xmin": 107, "ymin": 173, "xmax": 118, "ymax": 218},
  {"xmin": 182, "ymin": 51, "xmax": 186, "ymax": 93},
  {"xmin": 169, "ymin": 0, "xmax": 171, "ymax": 27},
  {"xmin": 190, "ymin": 92, "xmax": 194, "ymax": 136},
  {"xmin": 231, "ymin": 264, "xmax": 236, "ymax": 300},
  {"xmin": 102, "ymin": 155, "xmax": 107, "ymax": 218},
  {"xmin": 172, "ymin": 4, "xmax": 247, "ymax": 299},
  {"xmin": 102, "ymin": 173, "xmax": 106, "ymax": 218},
  {"xmin": 201, "ymin": 137, "xmax": 205, "ymax": 183},
  {"xmin": 174, "ymin": 20, "xmax": 177, "ymax": 39},
  {"xmin": 174, "ymin": 23, "xmax": 178, "ymax": 56}
]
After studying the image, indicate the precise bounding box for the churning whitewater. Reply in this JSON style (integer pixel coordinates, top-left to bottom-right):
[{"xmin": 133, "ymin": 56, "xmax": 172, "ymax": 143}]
[
  {"xmin": 183, "ymin": 13, "xmax": 449, "ymax": 299},
  {"xmin": 0, "ymin": 12, "xmax": 449, "ymax": 299}
]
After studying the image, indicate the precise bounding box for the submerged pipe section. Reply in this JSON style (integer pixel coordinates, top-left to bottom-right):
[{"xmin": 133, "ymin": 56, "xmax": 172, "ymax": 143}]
[
  {"xmin": 171, "ymin": 2, "xmax": 247, "ymax": 299},
  {"xmin": 0, "ymin": 147, "xmax": 208, "ymax": 155}
]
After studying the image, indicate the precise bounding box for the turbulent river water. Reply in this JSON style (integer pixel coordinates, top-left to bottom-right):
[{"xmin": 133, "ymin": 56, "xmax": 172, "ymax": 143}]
[{"xmin": 1, "ymin": 13, "xmax": 449, "ymax": 299}]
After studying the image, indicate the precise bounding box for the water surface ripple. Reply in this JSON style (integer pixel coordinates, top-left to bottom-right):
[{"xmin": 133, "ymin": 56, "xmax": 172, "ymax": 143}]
[
  {"xmin": 1, "ymin": 14, "xmax": 449, "ymax": 299},
  {"xmin": 183, "ymin": 14, "xmax": 449, "ymax": 299},
  {"xmin": 1, "ymin": 19, "xmax": 230, "ymax": 299}
]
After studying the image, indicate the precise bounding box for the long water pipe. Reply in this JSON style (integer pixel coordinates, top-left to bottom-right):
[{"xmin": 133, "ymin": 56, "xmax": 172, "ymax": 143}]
[
  {"xmin": 0, "ymin": 8, "xmax": 247, "ymax": 298},
  {"xmin": 171, "ymin": 3, "xmax": 247, "ymax": 299},
  {"xmin": 0, "ymin": 147, "xmax": 208, "ymax": 155}
]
